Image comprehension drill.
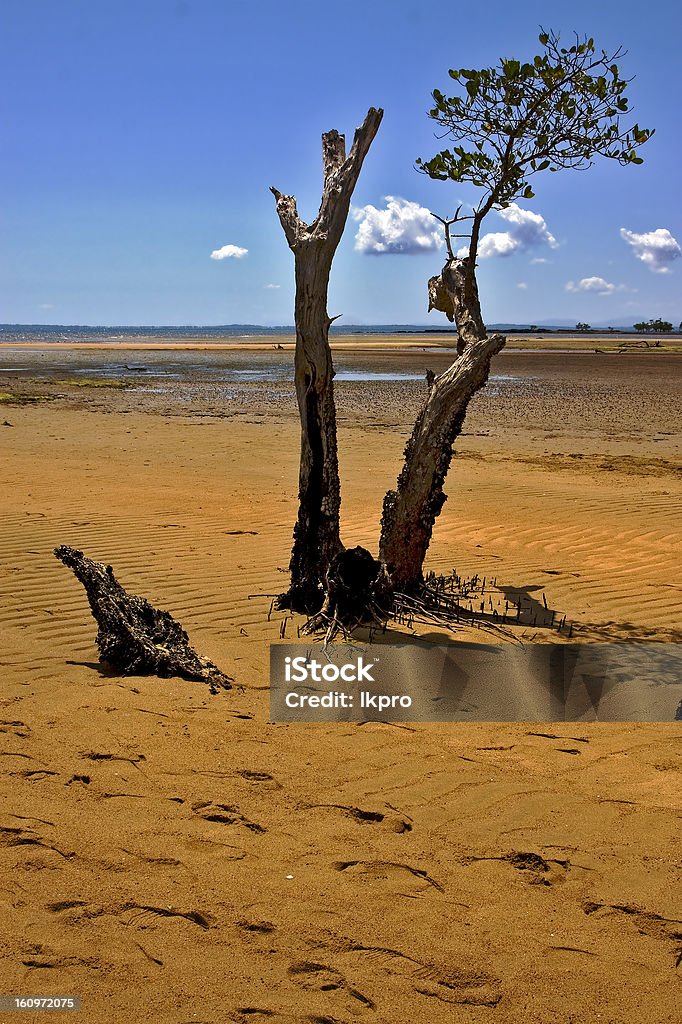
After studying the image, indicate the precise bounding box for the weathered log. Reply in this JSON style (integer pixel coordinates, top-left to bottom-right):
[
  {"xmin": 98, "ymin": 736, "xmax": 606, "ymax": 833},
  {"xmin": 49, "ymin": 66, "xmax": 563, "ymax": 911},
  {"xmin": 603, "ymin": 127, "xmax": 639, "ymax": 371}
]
[
  {"xmin": 379, "ymin": 333, "xmax": 506, "ymax": 591},
  {"xmin": 271, "ymin": 107, "xmax": 383, "ymax": 613},
  {"xmin": 54, "ymin": 546, "xmax": 231, "ymax": 693}
]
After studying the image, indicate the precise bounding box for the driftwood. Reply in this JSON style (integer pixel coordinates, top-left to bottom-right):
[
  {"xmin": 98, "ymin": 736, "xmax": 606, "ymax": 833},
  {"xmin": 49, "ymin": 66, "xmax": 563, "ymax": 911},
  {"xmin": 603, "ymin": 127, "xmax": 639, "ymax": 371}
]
[
  {"xmin": 271, "ymin": 107, "xmax": 383, "ymax": 613},
  {"xmin": 54, "ymin": 546, "xmax": 231, "ymax": 693}
]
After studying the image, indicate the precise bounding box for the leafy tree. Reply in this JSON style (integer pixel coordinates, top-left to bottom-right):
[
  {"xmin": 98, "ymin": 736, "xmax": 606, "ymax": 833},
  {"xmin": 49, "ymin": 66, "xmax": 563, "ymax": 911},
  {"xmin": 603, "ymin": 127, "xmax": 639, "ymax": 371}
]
[
  {"xmin": 418, "ymin": 29, "xmax": 652, "ymax": 343},
  {"xmin": 634, "ymin": 318, "xmax": 673, "ymax": 332},
  {"xmin": 380, "ymin": 29, "xmax": 654, "ymax": 594},
  {"xmin": 576, "ymin": 322, "xmax": 592, "ymax": 331}
]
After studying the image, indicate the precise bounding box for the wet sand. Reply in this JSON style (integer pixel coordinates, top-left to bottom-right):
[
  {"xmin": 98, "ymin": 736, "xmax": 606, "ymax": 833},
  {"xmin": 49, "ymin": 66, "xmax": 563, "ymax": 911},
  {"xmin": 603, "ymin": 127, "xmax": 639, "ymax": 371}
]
[
  {"xmin": 0, "ymin": 346, "xmax": 680, "ymax": 1021},
  {"xmin": 2, "ymin": 331, "xmax": 681, "ymax": 352}
]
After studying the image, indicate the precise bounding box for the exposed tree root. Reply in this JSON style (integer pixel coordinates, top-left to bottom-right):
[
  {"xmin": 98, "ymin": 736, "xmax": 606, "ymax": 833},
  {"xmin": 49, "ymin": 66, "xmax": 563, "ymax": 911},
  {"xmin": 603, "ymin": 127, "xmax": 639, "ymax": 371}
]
[
  {"xmin": 55, "ymin": 546, "xmax": 231, "ymax": 693},
  {"xmin": 299, "ymin": 563, "xmax": 572, "ymax": 644},
  {"xmin": 300, "ymin": 546, "xmax": 392, "ymax": 644}
]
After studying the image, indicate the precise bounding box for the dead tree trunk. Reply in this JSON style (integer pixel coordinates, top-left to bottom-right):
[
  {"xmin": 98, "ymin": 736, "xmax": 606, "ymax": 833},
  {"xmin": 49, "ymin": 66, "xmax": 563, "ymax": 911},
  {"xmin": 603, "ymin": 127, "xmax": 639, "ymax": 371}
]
[
  {"xmin": 271, "ymin": 107, "xmax": 383, "ymax": 613},
  {"xmin": 380, "ymin": 332, "xmax": 505, "ymax": 591},
  {"xmin": 55, "ymin": 546, "xmax": 231, "ymax": 693}
]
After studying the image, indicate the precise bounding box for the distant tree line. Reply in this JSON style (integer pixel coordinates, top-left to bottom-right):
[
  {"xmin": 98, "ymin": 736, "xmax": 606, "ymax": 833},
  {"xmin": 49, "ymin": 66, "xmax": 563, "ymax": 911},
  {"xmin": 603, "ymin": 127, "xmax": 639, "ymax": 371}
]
[
  {"xmin": 633, "ymin": 318, "xmax": 674, "ymax": 333},
  {"xmin": 576, "ymin": 321, "xmax": 678, "ymax": 333}
]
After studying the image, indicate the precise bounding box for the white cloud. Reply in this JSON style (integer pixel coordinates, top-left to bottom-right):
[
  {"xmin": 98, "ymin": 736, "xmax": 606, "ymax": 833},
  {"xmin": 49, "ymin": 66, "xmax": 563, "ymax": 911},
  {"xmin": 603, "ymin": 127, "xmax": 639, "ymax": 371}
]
[
  {"xmin": 264, "ymin": 283, "xmax": 281, "ymax": 289},
  {"xmin": 352, "ymin": 196, "xmax": 444, "ymax": 254},
  {"xmin": 39, "ymin": 302, "xmax": 55, "ymax": 310},
  {"xmin": 620, "ymin": 227, "xmax": 681, "ymax": 273},
  {"xmin": 465, "ymin": 232, "xmax": 520, "ymax": 258},
  {"xmin": 457, "ymin": 204, "xmax": 557, "ymax": 259},
  {"xmin": 565, "ymin": 276, "xmax": 625, "ymax": 296},
  {"xmin": 498, "ymin": 204, "xmax": 558, "ymax": 247},
  {"xmin": 210, "ymin": 244, "xmax": 248, "ymax": 260},
  {"xmin": 516, "ymin": 282, "xmax": 528, "ymax": 290},
  {"xmin": 530, "ymin": 257, "xmax": 550, "ymax": 265}
]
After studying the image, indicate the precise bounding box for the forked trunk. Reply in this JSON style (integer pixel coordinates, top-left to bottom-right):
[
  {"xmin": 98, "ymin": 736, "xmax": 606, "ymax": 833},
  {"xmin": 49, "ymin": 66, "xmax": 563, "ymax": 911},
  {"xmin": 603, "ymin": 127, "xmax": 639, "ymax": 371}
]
[{"xmin": 271, "ymin": 108, "xmax": 383, "ymax": 612}]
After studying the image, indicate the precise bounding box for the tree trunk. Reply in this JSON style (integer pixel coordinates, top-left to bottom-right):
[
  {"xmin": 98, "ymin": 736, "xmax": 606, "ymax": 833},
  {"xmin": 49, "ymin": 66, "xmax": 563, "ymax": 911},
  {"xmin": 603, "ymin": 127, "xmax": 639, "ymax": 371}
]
[
  {"xmin": 380, "ymin": 254, "xmax": 505, "ymax": 591},
  {"xmin": 271, "ymin": 107, "xmax": 383, "ymax": 612},
  {"xmin": 427, "ymin": 256, "xmax": 486, "ymax": 353}
]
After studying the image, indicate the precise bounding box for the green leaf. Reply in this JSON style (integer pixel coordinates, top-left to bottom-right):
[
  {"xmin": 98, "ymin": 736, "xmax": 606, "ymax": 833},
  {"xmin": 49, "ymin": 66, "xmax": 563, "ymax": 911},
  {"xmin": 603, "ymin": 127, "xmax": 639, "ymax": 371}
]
[{"xmin": 419, "ymin": 31, "xmax": 653, "ymax": 208}]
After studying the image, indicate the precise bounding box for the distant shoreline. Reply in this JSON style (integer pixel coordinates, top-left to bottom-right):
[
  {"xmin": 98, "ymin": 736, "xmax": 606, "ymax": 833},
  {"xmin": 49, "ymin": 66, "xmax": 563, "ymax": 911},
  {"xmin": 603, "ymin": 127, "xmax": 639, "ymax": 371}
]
[
  {"xmin": 2, "ymin": 324, "xmax": 680, "ymax": 339},
  {"xmin": 1, "ymin": 334, "xmax": 680, "ymax": 354}
]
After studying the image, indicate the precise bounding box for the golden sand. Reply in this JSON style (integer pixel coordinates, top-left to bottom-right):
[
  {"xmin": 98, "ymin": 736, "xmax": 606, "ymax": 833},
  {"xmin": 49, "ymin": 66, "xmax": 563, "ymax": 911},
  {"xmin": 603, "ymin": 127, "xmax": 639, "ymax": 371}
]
[{"xmin": 0, "ymin": 349, "xmax": 680, "ymax": 1021}]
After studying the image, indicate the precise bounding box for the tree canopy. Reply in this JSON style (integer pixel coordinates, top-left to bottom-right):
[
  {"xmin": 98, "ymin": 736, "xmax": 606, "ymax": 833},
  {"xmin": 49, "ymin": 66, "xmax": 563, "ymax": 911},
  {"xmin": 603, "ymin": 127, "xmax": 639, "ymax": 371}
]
[
  {"xmin": 417, "ymin": 28, "xmax": 654, "ymax": 250},
  {"xmin": 634, "ymin": 318, "xmax": 673, "ymax": 333}
]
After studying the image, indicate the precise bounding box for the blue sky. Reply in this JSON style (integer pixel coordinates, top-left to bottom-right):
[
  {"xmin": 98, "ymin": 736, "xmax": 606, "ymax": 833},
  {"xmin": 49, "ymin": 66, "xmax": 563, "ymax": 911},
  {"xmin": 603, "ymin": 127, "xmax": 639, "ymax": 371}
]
[{"xmin": 2, "ymin": 0, "xmax": 680, "ymax": 326}]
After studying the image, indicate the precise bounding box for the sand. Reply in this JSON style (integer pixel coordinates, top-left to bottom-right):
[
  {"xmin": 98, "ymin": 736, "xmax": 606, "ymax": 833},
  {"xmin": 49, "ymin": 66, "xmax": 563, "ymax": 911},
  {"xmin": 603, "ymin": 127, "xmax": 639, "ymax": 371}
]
[{"xmin": 0, "ymin": 346, "xmax": 680, "ymax": 1022}]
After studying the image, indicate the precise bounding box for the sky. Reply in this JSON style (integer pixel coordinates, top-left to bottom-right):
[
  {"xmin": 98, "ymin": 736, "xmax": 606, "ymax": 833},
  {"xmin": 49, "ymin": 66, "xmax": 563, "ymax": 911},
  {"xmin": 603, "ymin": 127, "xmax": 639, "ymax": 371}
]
[{"xmin": 2, "ymin": 0, "xmax": 681, "ymax": 327}]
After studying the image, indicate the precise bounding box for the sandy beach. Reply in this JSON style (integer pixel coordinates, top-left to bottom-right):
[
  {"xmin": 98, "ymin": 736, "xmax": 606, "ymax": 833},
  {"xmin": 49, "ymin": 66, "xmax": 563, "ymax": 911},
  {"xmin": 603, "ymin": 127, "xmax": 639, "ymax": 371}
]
[{"xmin": 1, "ymin": 344, "xmax": 680, "ymax": 1021}]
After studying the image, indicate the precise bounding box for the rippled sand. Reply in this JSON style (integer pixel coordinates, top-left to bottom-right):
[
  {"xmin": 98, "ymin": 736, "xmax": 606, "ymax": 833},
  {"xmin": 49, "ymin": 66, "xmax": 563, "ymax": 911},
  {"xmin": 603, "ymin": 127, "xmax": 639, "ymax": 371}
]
[{"xmin": 0, "ymin": 345, "xmax": 680, "ymax": 1022}]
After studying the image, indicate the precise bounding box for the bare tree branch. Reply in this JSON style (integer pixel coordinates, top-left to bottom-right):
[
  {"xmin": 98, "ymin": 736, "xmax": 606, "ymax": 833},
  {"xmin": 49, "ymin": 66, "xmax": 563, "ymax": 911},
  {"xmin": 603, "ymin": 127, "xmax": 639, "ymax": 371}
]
[{"xmin": 269, "ymin": 187, "xmax": 304, "ymax": 249}]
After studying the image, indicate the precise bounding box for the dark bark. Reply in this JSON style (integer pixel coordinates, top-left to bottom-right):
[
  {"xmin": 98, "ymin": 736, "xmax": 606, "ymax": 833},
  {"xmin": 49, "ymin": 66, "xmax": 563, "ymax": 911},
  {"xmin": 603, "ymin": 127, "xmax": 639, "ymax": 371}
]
[
  {"xmin": 271, "ymin": 107, "xmax": 383, "ymax": 612},
  {"xmin": 303, "ymin": 546, "xmax": 391, "ymax": 636},
  {"xmin": 55, "ymin": 546, "xmax": 231, "ymax": 693},
  {"xmin": 379, "ymin": 333, "xmax": 506, "ymax": 592}
]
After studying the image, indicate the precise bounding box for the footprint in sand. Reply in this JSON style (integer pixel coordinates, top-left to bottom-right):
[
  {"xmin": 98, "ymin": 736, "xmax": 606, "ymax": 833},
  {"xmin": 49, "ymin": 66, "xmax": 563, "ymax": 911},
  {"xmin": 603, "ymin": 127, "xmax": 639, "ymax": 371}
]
[
  {"xmin": 342, "ymin": 944, "xmax": 502, "ymax": 1007},
  {"xmin": 192, "ymin": 800, "xmax": 266, "ymax": 833},
  {"xmin": 332, "ymin": 859, "xmax": 443, "ymax": 895},
  {"xmin": 303, "ymin": 803, "xmax": 412, "ymax": 833},
  {"xmin": 461, "ymin": 850, "xmax": 572, "ymax": 887},
  {"xmin": 287, "ymin": 961, "xmax": 376, "ymax": 1009},
  {"xmin": 0, "ymin": 719, "xmax": 31, "ymax": 738},
  {"xmin": 583, "ymin": 901, "xmax": 682, "ymax": 965},
  {"xmin": 237, "ymin": 769, "xmax": 282, "ymax": 791}
]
